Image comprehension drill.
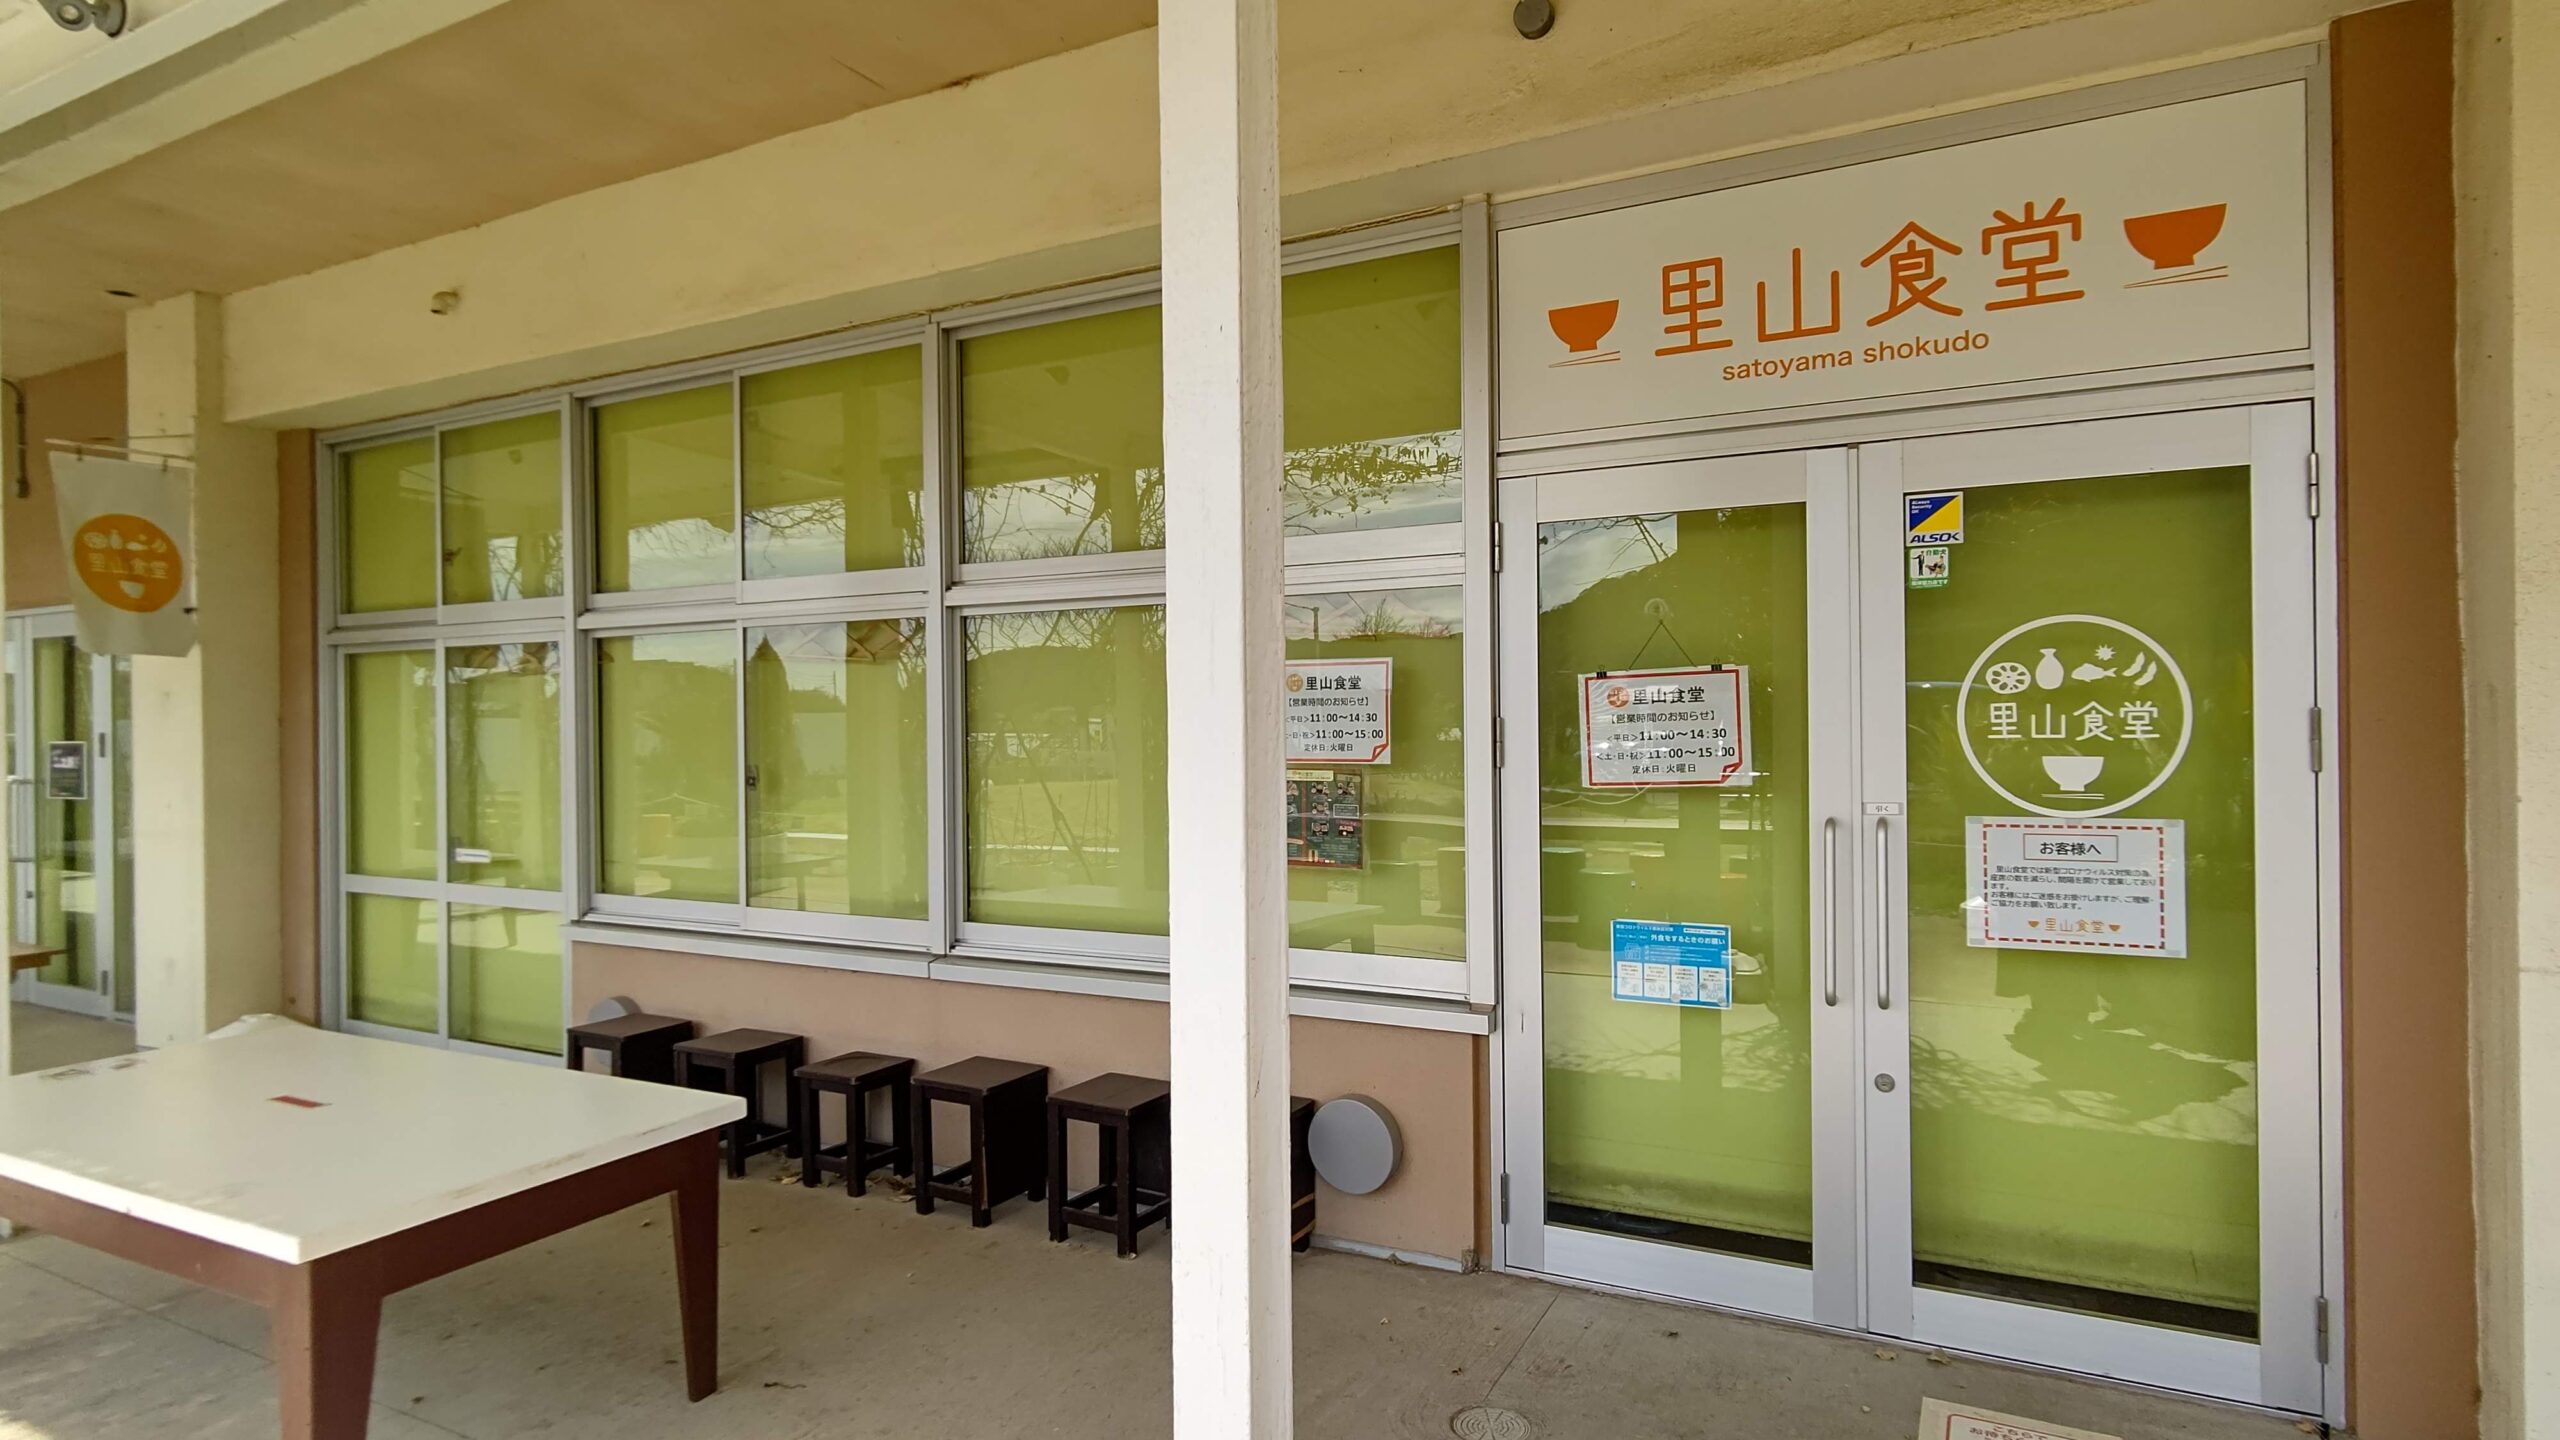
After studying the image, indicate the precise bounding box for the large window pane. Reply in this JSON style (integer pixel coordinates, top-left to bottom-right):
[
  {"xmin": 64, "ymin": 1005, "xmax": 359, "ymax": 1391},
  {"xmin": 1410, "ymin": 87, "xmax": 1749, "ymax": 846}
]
[
  {"xmin": 747, "ymin": 620, "xmax": 928, "ymax": 919},
  {"xmin": 339, "ymin": 438, "xmax": 436, "ymax": 613},
  {"xmin": 1284, "ymin": 589, "xmax": 1464, "ymax": 960},
  {"xmin": 744, "ymin": 351, "xmax": 924, "ymax": 579},
  {"xmin": 345, "ymin": 649, "xmax": 436, "ymax": 880},
  {"xmin": 446, "ymin": 641, "xmax": 561, "ymax": 891},
  {"xmin": 450, "ymin": 906, "xmax": 563, "ymax": 1055},
  {"xmin": 959, "ymin": 307, "xmax": 1164, "ymax": 563},
  {"xmin": 1282, "ymin": 249, "xmax": 1462, "ymax": 536},
  {"xmin": 965, "ymin": 606, "xmax": 1167, "ymax": 933},
  {"xmin": 347, "ymin": 893, "xmax": 437, "ymax": 1033},
  {"xmin": 596, "ymin": 385, "xmax": 736, "ymax": 593},
  {"xmin": 442, "ymin": 413, "xmax": 564, "ymax": 604},
  {"xmin": 598, "ymin": 630, "xmax": 738, "ymax": 902}
]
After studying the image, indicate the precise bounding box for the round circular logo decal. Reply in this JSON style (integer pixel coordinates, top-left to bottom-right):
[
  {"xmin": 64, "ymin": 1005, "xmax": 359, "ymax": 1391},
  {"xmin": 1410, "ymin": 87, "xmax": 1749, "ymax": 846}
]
[
  {"xmin": 1956, "ymin": 613, "xmax": 2191, "ymax": 819},
  {"xmin": 71, "ymin": 512, "xmax": 184, "ymax": 614}
]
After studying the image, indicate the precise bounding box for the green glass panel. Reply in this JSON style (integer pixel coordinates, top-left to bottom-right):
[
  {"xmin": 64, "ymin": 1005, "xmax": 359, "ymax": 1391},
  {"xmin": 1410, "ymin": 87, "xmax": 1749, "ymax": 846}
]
[
  {"xmin": 964, "ymin": 606, "xmax": 1168, "ymax": 934},
  {"xmin": 1537, "ymin": 503, "xmax": 1813, "ymax": 1261},
  {"xmin": 1905, "ymin": 467, "xmax": 2259, "ymax": 1332},
  {"xmin": 744, "ymin": 350, "xmax": 924, "ymax": 579},
  {"xmin": 344, "ymin": 649, "xmax": 437, "ymax": 880},
  {"xmin": 596, "ymin": 384, "xmax": 736, "ymax": 592},
  {"xmin": 597, "ymin": 630, "xmax": 738, "ymax": 903},
  {"xmin": 746, "ymin": 620, "xmax": 928, "ymax": 919},
  {"xmin": 446, "ymin": 641, "xmax": 560, "ymax": 891},
  {"xmin": 1283, "ymin": 588, "xmax": 1463, "ymax": 959},
  {"xmin": 347, "ymin": 893, "xmax": 437, "ymax": 1034},
  {"xmin": 959, "ymin": 306, "xmax": 1164, "ymax": 563},
  {"xmin": 30, "ymin": 637, "xmax": 98, "ymax": 991},
  {"xmin": 339, "ymin": 438, "xmax": 436, "ymax": 613},
  {"xmin": 449, "ymin": 906, "xmax": 563, "ymax": 1055},
  {"xmin": 1282, "ymin": 249, "xmax": 1462, "ymax": 535},
  {"xmin": 441, "ymin": 413, "xmax": 564, "ymax": 604}
]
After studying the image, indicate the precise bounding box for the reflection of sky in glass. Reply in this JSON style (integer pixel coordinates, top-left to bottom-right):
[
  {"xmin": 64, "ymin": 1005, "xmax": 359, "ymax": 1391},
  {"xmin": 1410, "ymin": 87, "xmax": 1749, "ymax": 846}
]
[{"xmin": 1537, "ymin": 514, "xmax": 1680, "ymax": 612}]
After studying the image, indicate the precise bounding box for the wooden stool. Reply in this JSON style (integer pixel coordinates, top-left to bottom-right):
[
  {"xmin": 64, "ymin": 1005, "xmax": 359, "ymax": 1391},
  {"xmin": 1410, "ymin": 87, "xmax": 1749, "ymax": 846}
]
[
  {"xmin": 674, "ymin": 1029, "xmax": 805, "ymax": 1178},
  {"xmin": 564, "ymin": 1013, "xmax": 693, "ymax": 1084},
  {"xmin": 1290, "ymin": 1095, "xmax": 1317, "ymax": 1253},
  {"xmin": 1046, "ymin": 1073, "xmax": 1171, "ymax": 1256},
  {"xmin": 795, "ymin": 1052, "xmax": 914, "ymax": 1197},
  {"xmin": 911, "ymin": 1057, "xmax": 1048, "ymax": 1227}
]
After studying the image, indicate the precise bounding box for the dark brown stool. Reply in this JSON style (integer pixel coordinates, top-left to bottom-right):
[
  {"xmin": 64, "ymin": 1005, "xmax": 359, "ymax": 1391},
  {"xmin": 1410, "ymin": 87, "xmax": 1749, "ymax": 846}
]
[
  {"xmin": 1290, "ymin": 1095, "xmax": 1317, "ymax": 1253},
  {"xmin": 795, "ymin": 1052, "xmax": 914, "ymax": 1197},
  {"xmin": 1046, "ymin": 1073, "xmax": 1171, "ymax": 1256},
  {"xmin": 911, "ymin": 1057, "xmax": 1049, "ymax": 1227},
  {"xmin": 674, "ymin": 1029, "xmax": 805, "ymax": 1178},
  {"xmin": 563, "ymin": 1013, "xmax": 693, "ymax": 1084}
]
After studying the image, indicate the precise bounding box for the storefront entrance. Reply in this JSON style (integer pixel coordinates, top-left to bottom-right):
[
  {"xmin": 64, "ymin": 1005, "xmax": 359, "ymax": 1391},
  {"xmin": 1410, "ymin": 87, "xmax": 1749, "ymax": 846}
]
[
  {"xmin": 1498, "ymin": 404, "xmax": 2324, "ymax": 1410},
  {"xmin": 5, "ymin": 611, "xmax": 132, "ymax": 1022}
]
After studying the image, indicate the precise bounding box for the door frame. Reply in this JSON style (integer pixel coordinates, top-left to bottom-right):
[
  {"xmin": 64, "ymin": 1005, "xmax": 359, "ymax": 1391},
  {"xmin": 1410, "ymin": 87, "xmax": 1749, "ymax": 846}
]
[
  {"xmin": 1494, "ymin": 402, "xmax": 2328, "ymax": 1412},
  {"xmin": 1496, "ymin": 445, "xmax": 1864, "ymax": 1329},
  {"xmin": 6, "ymin": 608, "xmax": 122, "ymax": 1021}
]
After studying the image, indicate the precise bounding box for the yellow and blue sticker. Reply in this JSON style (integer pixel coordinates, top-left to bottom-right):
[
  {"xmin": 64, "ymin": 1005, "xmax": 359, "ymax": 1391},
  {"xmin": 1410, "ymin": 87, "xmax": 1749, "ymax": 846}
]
[{"xmin": 1906, "ymin": 490, "xmax": 1964, "ymax": 547}]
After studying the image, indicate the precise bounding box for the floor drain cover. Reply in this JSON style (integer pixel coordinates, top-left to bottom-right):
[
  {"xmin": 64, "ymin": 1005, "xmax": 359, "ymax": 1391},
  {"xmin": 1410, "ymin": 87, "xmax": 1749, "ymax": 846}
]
[{"xmin": 1450, "ymin": 1407, "xmax": 1529, "ymax": 1440}]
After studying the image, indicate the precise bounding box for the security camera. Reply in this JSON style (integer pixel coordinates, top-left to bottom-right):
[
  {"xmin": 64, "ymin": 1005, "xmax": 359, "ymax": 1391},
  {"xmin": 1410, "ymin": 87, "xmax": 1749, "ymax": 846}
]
[{"xmin": 39, "ymin": 0, "xmax": 127, "ymax": 35}]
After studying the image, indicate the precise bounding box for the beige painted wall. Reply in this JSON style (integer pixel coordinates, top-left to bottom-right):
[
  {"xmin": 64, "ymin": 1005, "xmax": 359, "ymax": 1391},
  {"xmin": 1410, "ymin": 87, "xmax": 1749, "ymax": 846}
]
[
  {"xmin": 2455, "ymin": 0, "xmax": 2560, "ymax": 1433},
  {"xmin": 573, "ymin": 944, "xmax": 1483, "ymax": 1264},
  {"xmin": 5, "ymin": 352, "xmax": 121, "ymax": 611},
  {"xmin": 213, "ymin": 0, "xmax": 2397, "ymax": 429}
]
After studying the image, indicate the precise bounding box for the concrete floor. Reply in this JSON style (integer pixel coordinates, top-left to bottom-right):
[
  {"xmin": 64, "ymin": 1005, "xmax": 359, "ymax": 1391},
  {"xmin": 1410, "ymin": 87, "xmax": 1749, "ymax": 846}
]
[
  {"xmin": 8, "ymin": 1002, "xmax": 136, "ymax": 1075},
  {"xmin": 0, "ymin": 1150, "xmax": 2313, "ymax": 1440}
]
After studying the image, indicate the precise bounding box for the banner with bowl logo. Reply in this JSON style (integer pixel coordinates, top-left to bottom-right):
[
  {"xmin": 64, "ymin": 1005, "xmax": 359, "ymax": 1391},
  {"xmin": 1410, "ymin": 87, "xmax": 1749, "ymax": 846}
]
[
  {"xmin": 1496, "ymin": 82, "xmax": 2310, "ymax": 442},
  {"xmin": 51, "ymin": 451, "xmax": 196, "ymax": 657}
]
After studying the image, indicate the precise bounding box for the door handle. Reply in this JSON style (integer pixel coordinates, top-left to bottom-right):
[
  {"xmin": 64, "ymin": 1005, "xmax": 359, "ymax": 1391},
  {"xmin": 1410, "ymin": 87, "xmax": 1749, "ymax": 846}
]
[
  {"xmin": 1874, "ymin": 815, "xmax": 1892, "ymax": 1011},
  {"xmin": 1821, "ymin": 817, "xmax": 1839, "ymax": 1007}
]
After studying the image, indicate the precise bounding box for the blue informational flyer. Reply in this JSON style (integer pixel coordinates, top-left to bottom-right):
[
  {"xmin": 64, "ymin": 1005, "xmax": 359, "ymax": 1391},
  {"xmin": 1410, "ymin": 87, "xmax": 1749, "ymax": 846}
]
[{"xmin": 1608, "ymin": 919, "xmax": 1734, "ymax": 1009}]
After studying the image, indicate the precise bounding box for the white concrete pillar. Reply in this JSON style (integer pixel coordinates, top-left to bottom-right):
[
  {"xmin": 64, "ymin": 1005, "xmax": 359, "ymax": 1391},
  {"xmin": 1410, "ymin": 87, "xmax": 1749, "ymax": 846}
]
[
  {"xmin": 0, "ymin": 305, "xmax": 12, "ymax": 1086},
  {"xmin": 125, "ymin": 294, "xmax": 282, "ymax": 1048},
  {"xmin": 2457, "ymin": 0, "xmax": 2560, "ymax": 1434},
  {"xmin": 1158, "ymin": 0, "xmax": 1292, "ymax": 1435}
]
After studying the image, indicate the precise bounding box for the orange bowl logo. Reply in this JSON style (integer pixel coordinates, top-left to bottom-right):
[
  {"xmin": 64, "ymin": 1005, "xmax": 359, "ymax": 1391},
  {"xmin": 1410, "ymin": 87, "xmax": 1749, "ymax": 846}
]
[
  {"xmin": 1604, "ymin": 684, "xmax": 1631, "ymax": 709},
  {"xmin": 1286, "ymin": 671, "xmax": 1305, "ymax": 693},
  {"xmin": 72, "ymin": 514, "xmax": 183, "ymax": 614}
]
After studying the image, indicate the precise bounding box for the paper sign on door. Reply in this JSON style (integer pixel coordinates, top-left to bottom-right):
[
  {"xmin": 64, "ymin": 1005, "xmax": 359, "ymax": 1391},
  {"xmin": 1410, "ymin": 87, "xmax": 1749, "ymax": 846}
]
[
  {"xmin": 1580, "ymin": 666, "xmax": 1751, "ymax": 788},
  {"xmin": 1609, "ymin": 920, "xmax": 1734, "ymax": 1009},
  {"xmin": 1965, "ymin": 816, "xmax": 2187, "ymax": 958}
]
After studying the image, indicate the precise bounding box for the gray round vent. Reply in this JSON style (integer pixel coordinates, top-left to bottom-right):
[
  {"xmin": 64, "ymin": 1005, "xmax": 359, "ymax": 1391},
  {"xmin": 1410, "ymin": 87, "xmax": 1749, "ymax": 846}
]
[{"xmin": 1308, "ymin": 1095, "xmax": 1402, "ymax": 1195}]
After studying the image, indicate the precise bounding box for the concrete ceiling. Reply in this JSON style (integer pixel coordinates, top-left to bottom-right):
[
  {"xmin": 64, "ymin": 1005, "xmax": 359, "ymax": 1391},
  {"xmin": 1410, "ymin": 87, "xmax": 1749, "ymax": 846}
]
[{"xmin": 0, "ymin": 0, "xmax": 1157, "ymax": 378}]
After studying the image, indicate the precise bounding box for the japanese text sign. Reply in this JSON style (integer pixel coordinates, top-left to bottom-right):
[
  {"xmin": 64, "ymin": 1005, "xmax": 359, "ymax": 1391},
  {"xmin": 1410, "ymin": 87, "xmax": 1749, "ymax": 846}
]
[
  {"xmin": 1610, "ymin": 920, "xmax": 1734, "ymax": 1009},
  {"xmin": 1580, "ymin": 665, "xmax": 1751, "ymax": 788},
  {"xmin": 50, "ymin": 452, "xmax": 195, "ymax": 657},
  {"xmin": 1498, "ymin": 83, "xmax": 2310, "ymax": 441},
  {"xmin": 1284, "ymin": 658, "xmax": 1392, "ymax": 765},
  {"xmin": 1966, "ymin": 816, "xmax": 2187, "ymax": 958}
]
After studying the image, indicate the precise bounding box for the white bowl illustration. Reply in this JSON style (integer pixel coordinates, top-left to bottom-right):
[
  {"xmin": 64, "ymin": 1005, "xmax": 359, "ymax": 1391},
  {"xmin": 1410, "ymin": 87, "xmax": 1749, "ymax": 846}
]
[{"xmin": 2042, "ymin": 754, "xmax": 2105, "ymax": 792}]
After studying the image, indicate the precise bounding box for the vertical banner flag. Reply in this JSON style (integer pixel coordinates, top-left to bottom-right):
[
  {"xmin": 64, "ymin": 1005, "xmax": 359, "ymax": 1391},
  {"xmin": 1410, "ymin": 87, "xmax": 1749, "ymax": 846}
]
[{"xmin": 50, "ymin": 451, "xmax": 196, "ymax": 657}]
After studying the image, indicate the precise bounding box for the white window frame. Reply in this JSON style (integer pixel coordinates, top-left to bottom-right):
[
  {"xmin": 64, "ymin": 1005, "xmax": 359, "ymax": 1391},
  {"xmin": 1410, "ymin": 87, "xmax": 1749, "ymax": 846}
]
[{"xmin": 316, "ymin": 205, "xmax": 1497, "ymax": 1033}]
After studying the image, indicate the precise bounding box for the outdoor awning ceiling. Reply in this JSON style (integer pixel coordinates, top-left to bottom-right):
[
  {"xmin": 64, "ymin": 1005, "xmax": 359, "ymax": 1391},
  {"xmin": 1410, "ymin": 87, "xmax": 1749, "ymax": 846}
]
[{"xmin": 0, "ymin": 0, "xmax": 1155, "ymax": 379}]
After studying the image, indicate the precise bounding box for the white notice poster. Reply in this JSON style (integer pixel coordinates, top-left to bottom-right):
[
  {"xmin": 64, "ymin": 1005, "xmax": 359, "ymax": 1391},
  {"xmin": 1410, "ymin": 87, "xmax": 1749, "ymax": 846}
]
[
  {"xmin": 1965, "ymin": 816, "xmax": 2186, "ymax": 958},
  {"xmin": 50, "ymin": 452, "xmax": 196, "ymax": 658},
  {"xmin": 1579, "ymin": 666, "xmax": 1751, "ymax": 789},
  {"xmin": 1284, "ymin": 658, "xmax": 1391, "ymax": 765}
]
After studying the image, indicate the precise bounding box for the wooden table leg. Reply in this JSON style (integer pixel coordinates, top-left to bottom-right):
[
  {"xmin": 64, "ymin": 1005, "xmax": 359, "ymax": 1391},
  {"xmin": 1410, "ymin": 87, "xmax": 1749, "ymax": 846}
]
[
  {"xmin": 671, "ymin": 1130, "xmax": 720, "ymax": 1402},
  {"xmin": 273, "ymin": 1258, "xmax": 382, "ymax": 1440}
]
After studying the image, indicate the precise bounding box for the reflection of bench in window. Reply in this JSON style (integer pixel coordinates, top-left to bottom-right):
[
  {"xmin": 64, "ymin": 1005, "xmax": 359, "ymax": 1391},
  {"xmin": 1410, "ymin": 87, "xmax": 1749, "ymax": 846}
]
[{"xmin": 10, "ymin": 943, "xmax": 66, "ymax": 977}]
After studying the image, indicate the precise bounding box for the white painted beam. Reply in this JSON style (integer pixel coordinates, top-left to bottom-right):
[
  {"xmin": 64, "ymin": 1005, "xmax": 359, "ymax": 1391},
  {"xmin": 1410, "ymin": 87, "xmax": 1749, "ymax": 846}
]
[{"xmin": 1159, "ymin": 0, "xmax": 1290, "ymax": 1435}]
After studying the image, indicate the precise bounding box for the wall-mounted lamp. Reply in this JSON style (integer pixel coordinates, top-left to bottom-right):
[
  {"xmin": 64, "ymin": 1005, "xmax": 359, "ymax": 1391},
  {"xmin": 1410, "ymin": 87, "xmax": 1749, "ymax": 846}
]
[{"xmin": 39, "ymin": 0, "xmax": 126, "ymax": 36}]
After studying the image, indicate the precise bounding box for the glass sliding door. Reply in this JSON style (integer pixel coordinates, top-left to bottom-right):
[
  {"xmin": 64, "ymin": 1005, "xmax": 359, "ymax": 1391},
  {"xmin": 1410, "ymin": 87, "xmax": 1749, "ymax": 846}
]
[
  {"xmin": 7, "ymin": 615, "xmax": 124, "ymax": 1021},
  {"xmin": 1501, "ymin": 449, "xmax": 1861, "ymax": 1326}
]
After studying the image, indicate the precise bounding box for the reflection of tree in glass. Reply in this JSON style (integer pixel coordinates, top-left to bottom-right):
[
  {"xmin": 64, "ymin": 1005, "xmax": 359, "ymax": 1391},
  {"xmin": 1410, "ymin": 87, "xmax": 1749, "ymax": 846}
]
[{"xmin": 1281, "ymin": 433, "xmax": 1460, "ymax": 534}]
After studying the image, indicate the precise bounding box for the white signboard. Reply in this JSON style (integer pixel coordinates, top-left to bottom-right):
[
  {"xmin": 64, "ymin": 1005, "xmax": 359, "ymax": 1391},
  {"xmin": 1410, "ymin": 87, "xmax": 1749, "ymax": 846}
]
[
  {"xmin": 1966, "ymin": 816, "xmax": 2186, "ymax": 958},
  {"xmin": 1917, "ymin": 1398, "xmax": 2120, "ymax": 1440},
  {"xmin": 1498, "ymin": 83, "xmax": 2310, "ymax": 441},
  {"xmin": 1285, "ymin": 658, "xmax": 1391, "ymax": 765},
  {"xmin": 1580, "ymin": 666, "xmax": 1750, "ymax": 789},
  {"xmin": 50, "ymin": 451, "xmax": 196, "ymax": 657}
]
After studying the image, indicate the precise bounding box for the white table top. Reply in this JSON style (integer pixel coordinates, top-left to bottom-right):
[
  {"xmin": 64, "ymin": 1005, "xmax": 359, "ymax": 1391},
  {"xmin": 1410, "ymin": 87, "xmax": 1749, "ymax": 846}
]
[{"xmin": 0, "ymin": 1020, "xmax": 744, "ymax": 1265}]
